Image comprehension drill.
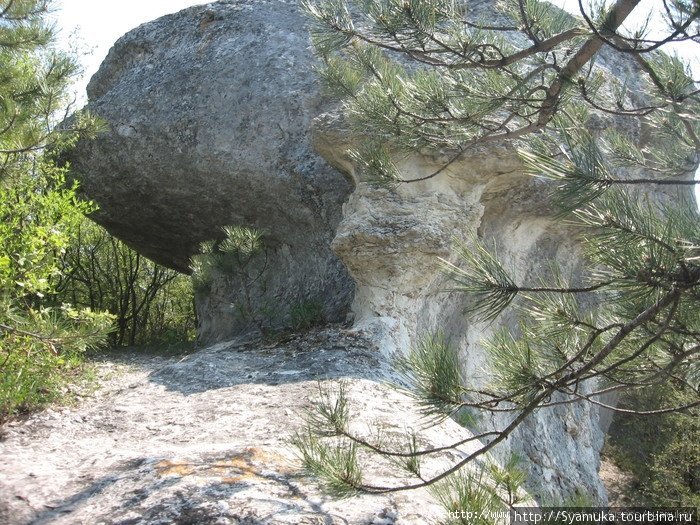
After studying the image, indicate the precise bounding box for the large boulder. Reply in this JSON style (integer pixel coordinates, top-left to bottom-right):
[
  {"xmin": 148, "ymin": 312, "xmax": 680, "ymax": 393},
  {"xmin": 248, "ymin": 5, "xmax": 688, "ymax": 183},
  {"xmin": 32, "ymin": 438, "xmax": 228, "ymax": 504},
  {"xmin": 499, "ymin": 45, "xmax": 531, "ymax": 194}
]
[{"xmin": 67, "ymin": 0, "xmax": 354, "ymax": 343}]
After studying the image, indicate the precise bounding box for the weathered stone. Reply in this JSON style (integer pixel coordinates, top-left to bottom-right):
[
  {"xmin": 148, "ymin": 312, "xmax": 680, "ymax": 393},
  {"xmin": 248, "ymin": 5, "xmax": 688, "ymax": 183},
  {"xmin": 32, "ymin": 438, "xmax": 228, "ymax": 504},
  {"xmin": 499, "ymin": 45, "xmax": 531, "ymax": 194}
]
[
  {"xmin": 316, "ymin": 137, "xmax": 608, "ymax": 503},
  {"xmin": 66, "ymin": 0, "xmax": 354, "ymax": 343},
  {"xmin": 0, "ymin": 329, "xmax": 494, "ymax": 525}
]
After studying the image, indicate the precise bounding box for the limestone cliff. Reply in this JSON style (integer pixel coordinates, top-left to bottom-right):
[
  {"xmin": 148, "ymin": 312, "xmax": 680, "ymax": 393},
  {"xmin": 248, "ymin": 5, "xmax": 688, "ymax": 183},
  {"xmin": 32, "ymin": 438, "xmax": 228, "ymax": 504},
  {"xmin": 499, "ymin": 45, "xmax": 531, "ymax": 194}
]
[{"xmin": 315, "ymin": 130, "xmax": 606, "ymax": 501}]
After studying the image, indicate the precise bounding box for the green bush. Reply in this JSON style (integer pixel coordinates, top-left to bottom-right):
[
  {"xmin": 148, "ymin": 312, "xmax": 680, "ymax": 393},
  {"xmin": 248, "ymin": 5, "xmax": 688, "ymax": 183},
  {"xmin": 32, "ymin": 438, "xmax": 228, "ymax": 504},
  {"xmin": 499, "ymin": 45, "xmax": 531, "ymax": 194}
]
[
  {"xmin": 605, "ymin": 384, "xmax": 700, "ymax": 507},
  {"xmin": 0, "ymin": 0, "xmax": 113, "ymax": 421},
  {"xmin": 1, "ymin": 340, "xmax": 84, "ymax": 421},
  {"xmin": 0, "ymin": 304, "xmax": 113, "ymax": 422},
  {"xmin": 0, "ymin": 167, "xmax": 115, "ymax": 422}
]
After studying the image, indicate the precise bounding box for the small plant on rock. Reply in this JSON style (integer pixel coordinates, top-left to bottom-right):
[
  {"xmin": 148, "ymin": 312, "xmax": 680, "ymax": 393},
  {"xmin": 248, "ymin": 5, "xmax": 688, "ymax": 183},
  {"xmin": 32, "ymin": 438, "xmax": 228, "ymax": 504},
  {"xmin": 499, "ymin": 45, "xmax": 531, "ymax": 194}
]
[
  {"xmin": 190, "ymin": 225, "xmax": 274, "ymax": 334},
  {"xmin": 289, "ymin": 299, "xmax": 325, "ymax": 331}
]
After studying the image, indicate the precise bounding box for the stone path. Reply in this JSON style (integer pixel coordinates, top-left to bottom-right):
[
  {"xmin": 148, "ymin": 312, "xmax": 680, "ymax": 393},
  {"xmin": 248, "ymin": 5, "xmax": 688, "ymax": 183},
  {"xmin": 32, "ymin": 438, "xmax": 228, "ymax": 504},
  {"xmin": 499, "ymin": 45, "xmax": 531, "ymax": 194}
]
[{"xmin": 1, "ymin": 328, "xmax": 477, "ymax": 525}]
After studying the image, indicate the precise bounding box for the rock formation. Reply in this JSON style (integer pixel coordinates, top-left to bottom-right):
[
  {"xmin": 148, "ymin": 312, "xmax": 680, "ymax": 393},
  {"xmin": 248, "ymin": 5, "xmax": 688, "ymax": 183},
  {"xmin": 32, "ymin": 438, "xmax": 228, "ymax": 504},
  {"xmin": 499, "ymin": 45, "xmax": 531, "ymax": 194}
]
[
  {"xmin": 62, "ymin": 0, "xmax": 676, "ymax": 507},
  {"xmin": 316, "ymin": 130, "xmax": 607, "ymax": 502},
  {"xmin": 66, "ymin": 0, "xmax": 354, "ymax": 344}
]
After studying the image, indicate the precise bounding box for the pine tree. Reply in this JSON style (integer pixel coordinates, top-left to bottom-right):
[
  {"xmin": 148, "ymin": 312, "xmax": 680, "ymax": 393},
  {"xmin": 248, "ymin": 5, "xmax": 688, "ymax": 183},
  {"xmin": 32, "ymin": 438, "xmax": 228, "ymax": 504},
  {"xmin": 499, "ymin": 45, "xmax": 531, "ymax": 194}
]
[
  {"xmin": 296, "ymin": 0, "xmax": 700, "ymax": 507},
  {"xmin": 0, "ymin": 0, "xmax": 112, "ymax": 421}
]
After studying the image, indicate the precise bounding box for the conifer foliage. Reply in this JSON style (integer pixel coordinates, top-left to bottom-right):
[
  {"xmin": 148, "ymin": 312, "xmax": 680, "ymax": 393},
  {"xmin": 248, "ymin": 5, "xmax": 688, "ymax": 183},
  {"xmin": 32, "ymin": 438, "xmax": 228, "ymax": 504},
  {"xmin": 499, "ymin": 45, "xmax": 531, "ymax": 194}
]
[
  {"xmin": 0, "ymin": 0, "xmax": 112, "ymax": 421},
  {"xmin": 298, "ymin": 0, "xmax": 700, "ymax": 506}
]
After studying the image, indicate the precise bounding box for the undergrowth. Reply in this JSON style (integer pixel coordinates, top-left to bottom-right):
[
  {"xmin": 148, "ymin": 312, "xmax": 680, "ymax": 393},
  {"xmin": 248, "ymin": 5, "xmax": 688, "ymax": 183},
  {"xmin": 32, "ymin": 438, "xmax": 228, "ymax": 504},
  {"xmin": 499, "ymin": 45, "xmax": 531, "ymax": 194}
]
[
  {"xmin": 0, "ymin": 348, "xmax": 93, "ymax": 424},
  {"xmin": 603, "ymin": 383, "xmax": 699, "ymax": 507}
]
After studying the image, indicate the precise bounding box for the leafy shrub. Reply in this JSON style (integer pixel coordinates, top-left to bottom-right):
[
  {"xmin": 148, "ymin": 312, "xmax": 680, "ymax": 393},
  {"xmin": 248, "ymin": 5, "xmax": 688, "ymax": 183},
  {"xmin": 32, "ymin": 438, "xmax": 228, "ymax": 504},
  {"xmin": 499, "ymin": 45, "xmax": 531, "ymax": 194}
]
[
  {"xmin": 0, "ymin": 304, "xmax": 113, "ymax": 422},
  {"xmin": 0, "ymin": 0, "xmax": 113, "ymax": 421}
]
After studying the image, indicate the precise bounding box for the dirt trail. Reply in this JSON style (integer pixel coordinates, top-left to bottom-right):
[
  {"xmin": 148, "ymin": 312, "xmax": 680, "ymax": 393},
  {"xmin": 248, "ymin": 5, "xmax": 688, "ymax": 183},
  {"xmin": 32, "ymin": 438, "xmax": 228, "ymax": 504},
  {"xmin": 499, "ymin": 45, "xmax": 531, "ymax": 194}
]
[{"xmin": 1, "ymin": 328, "xmax": 473, "ymax": 525}]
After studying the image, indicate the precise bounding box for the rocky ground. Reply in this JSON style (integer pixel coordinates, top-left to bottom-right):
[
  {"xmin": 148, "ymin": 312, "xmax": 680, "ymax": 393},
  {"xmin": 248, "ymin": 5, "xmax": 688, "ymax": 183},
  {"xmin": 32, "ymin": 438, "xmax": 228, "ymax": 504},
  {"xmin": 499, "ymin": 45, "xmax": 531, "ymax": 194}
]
[
  {"xmin": 598, "ymin": 459, "xmax": 643, "ymax": 507},
  {"xmin": 1, "ymin": 327, "xmax": 483, "ymax": 525}
]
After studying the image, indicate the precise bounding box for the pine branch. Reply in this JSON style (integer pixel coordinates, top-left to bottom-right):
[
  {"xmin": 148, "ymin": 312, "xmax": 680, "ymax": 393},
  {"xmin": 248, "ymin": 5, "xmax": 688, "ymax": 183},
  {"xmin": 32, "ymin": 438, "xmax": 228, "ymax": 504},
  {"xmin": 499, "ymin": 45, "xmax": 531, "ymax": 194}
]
[
  {"xmin": 0, "ymin": 321, "xmax": 59, "ymax": 347},
  {"xmin": 335, "ymin": 427, "xmax": 502, "ymax": 459},
  {"xmin": 576, "ymin": 0, "xmax": 700, "ymax": 54}
]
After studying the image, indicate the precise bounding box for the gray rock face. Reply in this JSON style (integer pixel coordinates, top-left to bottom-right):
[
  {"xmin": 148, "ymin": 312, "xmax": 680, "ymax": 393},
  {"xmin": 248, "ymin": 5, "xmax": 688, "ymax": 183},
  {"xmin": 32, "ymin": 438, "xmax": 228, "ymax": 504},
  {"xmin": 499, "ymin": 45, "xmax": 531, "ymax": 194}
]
[{"xmin": 67, "ymin": 0, "xmax": 354, "ymax": 343}]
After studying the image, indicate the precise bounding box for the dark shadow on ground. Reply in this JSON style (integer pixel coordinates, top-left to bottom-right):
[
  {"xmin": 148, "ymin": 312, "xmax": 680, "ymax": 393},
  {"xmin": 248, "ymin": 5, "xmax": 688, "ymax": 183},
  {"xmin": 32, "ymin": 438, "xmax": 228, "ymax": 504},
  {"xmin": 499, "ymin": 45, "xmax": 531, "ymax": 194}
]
[
  {"xmin": 24, "ymin": 458, "xmax": 171, "ymax": 525},
  {"xmin": 97, "ymin": 326, "xmax": 387, "ymax": 396}
]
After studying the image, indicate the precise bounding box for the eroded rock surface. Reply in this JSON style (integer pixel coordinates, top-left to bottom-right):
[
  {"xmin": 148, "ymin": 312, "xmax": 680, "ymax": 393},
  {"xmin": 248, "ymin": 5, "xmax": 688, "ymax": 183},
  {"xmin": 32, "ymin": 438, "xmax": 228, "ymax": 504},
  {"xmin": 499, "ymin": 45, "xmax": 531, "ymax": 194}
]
[
  {"xmin": 60, "ymin": 0, "xmax": 687, "ymax": 507},
  {"xmin": 312, "ymin": 103, "xmax": 609, "ymax": 501},
  {"xmin": 0, "ymin": 328, "xmax": 484, "ymax": 525},
  {"xmin": 67, "ymin": 0, "xmax": 354, "ymax": 344}
]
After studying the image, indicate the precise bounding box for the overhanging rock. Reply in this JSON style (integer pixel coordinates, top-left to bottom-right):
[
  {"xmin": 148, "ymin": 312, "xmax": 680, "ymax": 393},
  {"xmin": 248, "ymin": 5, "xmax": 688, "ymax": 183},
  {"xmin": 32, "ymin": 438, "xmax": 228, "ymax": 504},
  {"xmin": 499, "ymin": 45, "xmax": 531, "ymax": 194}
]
[{"xmin": 67, "ymin": 0, "xmax": 355, "ymax": 343}]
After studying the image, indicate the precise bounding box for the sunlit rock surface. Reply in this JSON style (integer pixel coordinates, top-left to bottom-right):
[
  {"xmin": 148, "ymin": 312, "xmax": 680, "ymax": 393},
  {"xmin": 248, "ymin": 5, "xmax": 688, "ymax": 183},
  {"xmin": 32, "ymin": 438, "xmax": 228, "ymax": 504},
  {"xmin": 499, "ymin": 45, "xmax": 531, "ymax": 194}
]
[{"xmin": 0, "ymin": 329, "xmax": 482, "ymax": 525}]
